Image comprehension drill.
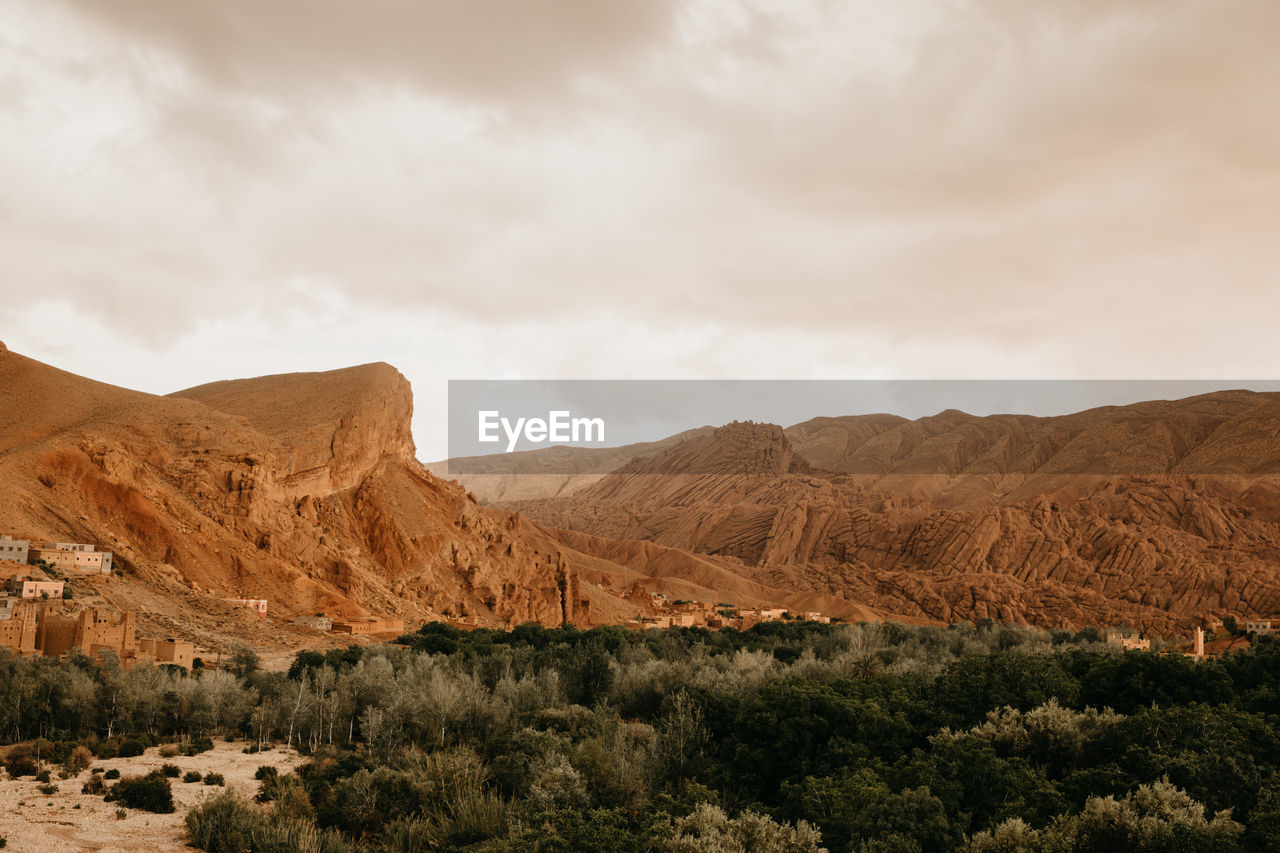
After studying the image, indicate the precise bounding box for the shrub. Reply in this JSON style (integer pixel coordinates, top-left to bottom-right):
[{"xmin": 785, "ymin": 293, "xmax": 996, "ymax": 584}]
[
  {"xmin": 3, "ymin": 750, "xmax": 37, "ymax": 779},
  {"xmin": 35, "ymin": 770, "xmax": 51, "ymax": 783},
  {"xmin": 159, "ymin": 744, "xmax": 180, "ymax": 758},
  {"xmin": 91, "ymin": 767, "xmax": 104, "ymax": 774},
  {"xmin": 204, "ymin": 773, "xmax": 226, "ymax": 786},
  {"xmin": 184, "ymin": 789, "xmax": 263, "ymax": 853},
  {"xmin": 37, "ymin": 783, "xmax": 58, "ymax": 795},
  {"xmin": 106, "ymin": 772, "xmax": 175, "ymax": 814},
  {"xmin": 0, "ymin": 835, "xmax": 6, "ymax": 848},
  {"xmin": 184, "ymin": 771, "xmax": 203, "ymax": 783},
  {"xmin": 117, "ymin": 740, "xmax": 146, "ymax": 758},
  {"xmin": 104, "ymin": 769, "xmax": 120, "ymax": 779},
  {"xmin": 183, "ymin": 736, "xmax": 215, "ymax": 756},
  {"xmin": 254, "ymin": 765, "xmax": 279, "ymax": 781},
  {"xmin": 161, "ymin": 763, "xmax": 181, "ymax": 778},
  {"xmin": 64, "ymin": 746, "xmax": 93, "ymax": 774},
  {"xmin": 82, "ymin": 776, "xmax": 105, "ymax": 795},
  {"xmin": 115, "ymin": 808, "xmax": 127, "ymax": 820}
]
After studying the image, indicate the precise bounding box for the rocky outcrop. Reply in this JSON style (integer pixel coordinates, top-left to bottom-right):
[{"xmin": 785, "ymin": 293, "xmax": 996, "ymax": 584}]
[
  {"xmin": 0, "ymin": 350, "xmax": 593, "ymax": 637},
  {"xmin": 511, "ymin": 396, "xmax": 1280, "ymax": 634}
]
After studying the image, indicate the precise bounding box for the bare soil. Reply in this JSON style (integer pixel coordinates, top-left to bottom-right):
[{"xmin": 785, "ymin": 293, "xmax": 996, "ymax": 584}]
[{"xmin": 0, "ymin": 740, "xmax": 303, "ymax": 852}]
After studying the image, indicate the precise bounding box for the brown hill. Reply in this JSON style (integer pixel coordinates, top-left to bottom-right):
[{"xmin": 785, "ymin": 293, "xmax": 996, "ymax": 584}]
[
  {"xmin": 0, "ymin": 346, "xmax": 597, "ymax": 642},
  {"xmin": 0, "ymin": 345, "xmax": 871, "ymax": 649},
  {"xmin": 427, "ymin": 426, "xmax": 715, "ymax": 503},
  {"xmin": 507, "ymin": 400, "xmax": 1280, "ymax": 634}
]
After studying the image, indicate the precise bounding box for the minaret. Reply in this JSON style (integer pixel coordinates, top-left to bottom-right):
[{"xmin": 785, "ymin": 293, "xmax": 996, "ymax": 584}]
[{"xmin": 1193, "ymin": 626, "xmax": 1205, "ymax": 659}]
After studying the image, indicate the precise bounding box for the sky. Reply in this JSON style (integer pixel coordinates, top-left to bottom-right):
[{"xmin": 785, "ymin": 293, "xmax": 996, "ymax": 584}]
[{"xmin": 2, "ymin": 1, "xmax": 1279, "ymax": 459}]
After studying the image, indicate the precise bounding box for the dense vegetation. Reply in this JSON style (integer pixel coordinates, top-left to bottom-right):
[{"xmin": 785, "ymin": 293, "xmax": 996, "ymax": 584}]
[{"xmin": 4, "ymin": 620, "xmax": 1280, "ymax": 851}]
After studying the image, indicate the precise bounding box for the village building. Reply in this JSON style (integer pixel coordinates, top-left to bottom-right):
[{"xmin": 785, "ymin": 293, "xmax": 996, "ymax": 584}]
[
  {"xmin": 331, "ymin": 616, "xmax": 405, "ymax": 635},
  {"xmin": 672, "ymin": 601, "xmax": 717, "ymax": 620},
  {"xmin": 738, "ymin": 608, "xmax": 787, "ymax": 629},
  {"xmin": 1245, "ymin": 619, "xmax": 1277, "ymax": 634},
  {"xmin": 6, "ymin": 576, "xmax": 64, "ymax": 599},
  {"xmin": 801, "ymin": 611, "xmax": 831, "ymax": 624},
  {"xmin": 293, "ymin": 614, "xmax": 333, "ymax": 631},
  {"xmin": 225, "ymin": 598, "xmax": 268, "ymax": 617},
  {"xmin": 37, "ymin": 607, "xmax": 138, "ymax": 659},
  {"xmin": 0, "ymin": 598, "xmax": 39, "ymax": 654},
  {"xmin": 138, "ymin": 638, "xmax": 195, "ymax": 668},
  {"xmin": 27, "ymin": 541, "xmax": 113, "ymax": 574},
  {"xmin": 1106, "ymin": 632, "xmax": 1151, "ymax": 651},
  {"xmin": 0, "ymin": 536, "xmax": 29, "ymax": 564}
]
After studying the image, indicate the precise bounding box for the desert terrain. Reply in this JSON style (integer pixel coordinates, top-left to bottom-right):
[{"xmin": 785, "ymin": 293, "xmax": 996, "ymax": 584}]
[{"xmin": 0, "ymin": 741, "xmax": 302, "ymax": 853}]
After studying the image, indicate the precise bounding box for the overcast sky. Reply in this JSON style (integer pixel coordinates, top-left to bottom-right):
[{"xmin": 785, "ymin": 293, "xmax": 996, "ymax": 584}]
[{"xmin": 3, "ymin": 1, "xmax": 1278, "ymax": 459}]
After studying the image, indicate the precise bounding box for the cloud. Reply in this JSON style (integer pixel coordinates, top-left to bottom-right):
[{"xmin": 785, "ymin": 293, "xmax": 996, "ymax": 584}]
[
  {"xmin": 49, "ymin": 0, "xmax": 680, "ymax": 104},
  {"xmin": 2, "ymin": 0, "xmax": 1279, "ymax": 395}
]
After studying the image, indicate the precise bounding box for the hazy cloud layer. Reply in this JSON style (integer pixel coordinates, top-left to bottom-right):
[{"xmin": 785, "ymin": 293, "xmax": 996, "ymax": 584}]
[{"xmin": 3, "ymin": 0, "xmax": 1278, "ymax": 455}]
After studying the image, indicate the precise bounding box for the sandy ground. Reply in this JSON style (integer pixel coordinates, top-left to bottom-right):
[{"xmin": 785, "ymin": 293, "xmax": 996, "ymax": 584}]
[{"xmin": 0, "ymin": 741, "xmax": 304, "ymax": 852}]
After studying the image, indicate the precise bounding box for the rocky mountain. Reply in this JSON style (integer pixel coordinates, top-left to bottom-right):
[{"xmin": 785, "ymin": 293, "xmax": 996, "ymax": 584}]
[
  {"xmin": 427, "ymin": 426, "xmax": 715, "ymax": 504},
  {"xmin": 506, "ymin": 398, "xmax": 1280, "ymax": 634},
  {"xmin": 0, "ymin": 344, "xmax": 876, "ymax": 649},
  {"xmin": 0, "ymin": 345, "xmax": 597, "ymax": 640}
]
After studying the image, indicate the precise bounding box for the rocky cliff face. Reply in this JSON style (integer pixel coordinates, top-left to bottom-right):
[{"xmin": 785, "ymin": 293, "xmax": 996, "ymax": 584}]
[
  {"xmin": 0, "ymin": 349, "xmax": 589, "ymax": 639},
  {"xmin": 511, "ymin": 397, "xmax": 1280, "ymax": 634}
]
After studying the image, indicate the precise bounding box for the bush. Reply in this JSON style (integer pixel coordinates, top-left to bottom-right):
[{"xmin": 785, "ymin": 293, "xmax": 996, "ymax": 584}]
[
  {"xmin": 159, "ymin": 744, "xmax": 180, "ymax": 758},
  {"xmin": 3, "ymin": 750, "xmax": 37, "ymax": 779},
  {"xmin": 115, "ymin": 808, "xmax": 127, "ymax": 820},
  {"xmin": 37, "ymin": 783, "xmax": 58, "ymax": 795},
  {"xmin": 183, "ymin": 736, "xmax": 215, "ymax": 756},
  {"xmin": 106, "ymin": 772, "xmax": 175, "ymax": 814},
  {"xmin": 104, "ymin": 769, "xmax": 120, "ymax": 779},
  {"xmin": 254, "ymin": 765, "xmax": 279, "ymax": 781},
  {"xmin": 82, "ymin": 776, "xmax": 105, "ymax": 795},
  {"xmin": 64, "ymin": 746, "xmax": 93, "ymax": 774},
  {"xmin": 185, "ymin": 789, "xmax": 263, "ymax": 853},
  {"xmin": 91, "ymin": 767, "xmax": 104, "ymax": 774},
  {"xmin": 204, "ymin": 773, "xmax": 226, "ymax": 786},
  {"xmin": 117, "ymin": 740, "xmax": 146, "ymax": 758},
  {"xmin": 161, "ymin": 763, "xmax": 181, "ymax": 778},
  {"xmin": 184, "ymin": 771, "xmax": 203, "ymax": 783}
]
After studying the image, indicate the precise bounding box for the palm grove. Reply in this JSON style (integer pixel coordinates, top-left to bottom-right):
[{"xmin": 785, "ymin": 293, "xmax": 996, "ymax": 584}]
[{"xmin": 2, "ymin": 620, "xmax": 1279, "ymax": 852}]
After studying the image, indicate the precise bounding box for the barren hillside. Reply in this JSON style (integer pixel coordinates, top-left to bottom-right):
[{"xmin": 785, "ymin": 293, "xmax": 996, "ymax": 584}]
[
  {"xmin": 0, "ymin": 344, "xmax": 871, "ymax": 648},
  {"xmin": 508, "ymin": 403, "xmax": 1280, "ymax": 634}
]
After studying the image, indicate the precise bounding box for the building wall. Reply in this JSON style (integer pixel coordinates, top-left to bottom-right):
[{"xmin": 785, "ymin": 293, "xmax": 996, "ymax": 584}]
[
  {"xmin": 331, "ymin": 617, "xmax": 404, "ymax": 635},
  {"xmin": 0, "ymin": 537, "xmax": 29, "ymax": 564},
  {"xmin": 74, "ymin": 553, "xmax": 103, "ymax": 572},
  {"xmin": 26, "ymin": 545, "xmax": 112, "ymax": 574},
  {"xmin": 225, "ymin": 598, "xmax": 268, "ymax": 616},
  {"xmin": 293, "ymin": 616, "xmax": 333, "ymax": 631},
  {"xmin": 28, "ymin": 548, "xmax": 77, "ymax": 572},
  {"xmin": 0, "ymin": 599, "xmax": 39, "ymax": 654},
  {"xmin": 7, "ymin": 578, "xmax": 64, "ymax": 599},
  {"xmin": 138, "ymin": 638, "xmax": 194, "ymax": 668},
  {"xmin": 37, "ymin": 608, "xmax": 137, "ymax": 658}
]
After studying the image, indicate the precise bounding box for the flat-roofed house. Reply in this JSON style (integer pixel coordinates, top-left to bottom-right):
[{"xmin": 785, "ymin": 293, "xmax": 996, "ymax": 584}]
[
  {"xmin": 0, "ymin": 536, "xmax": 29, "ymax": 564},
  {"xmin": 6, "ymin": 576, "xmax": 64, "ymax": 599},
  {"xmin": 138, "ymin": 638, "xmax": 195, "ymax": 669}
]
